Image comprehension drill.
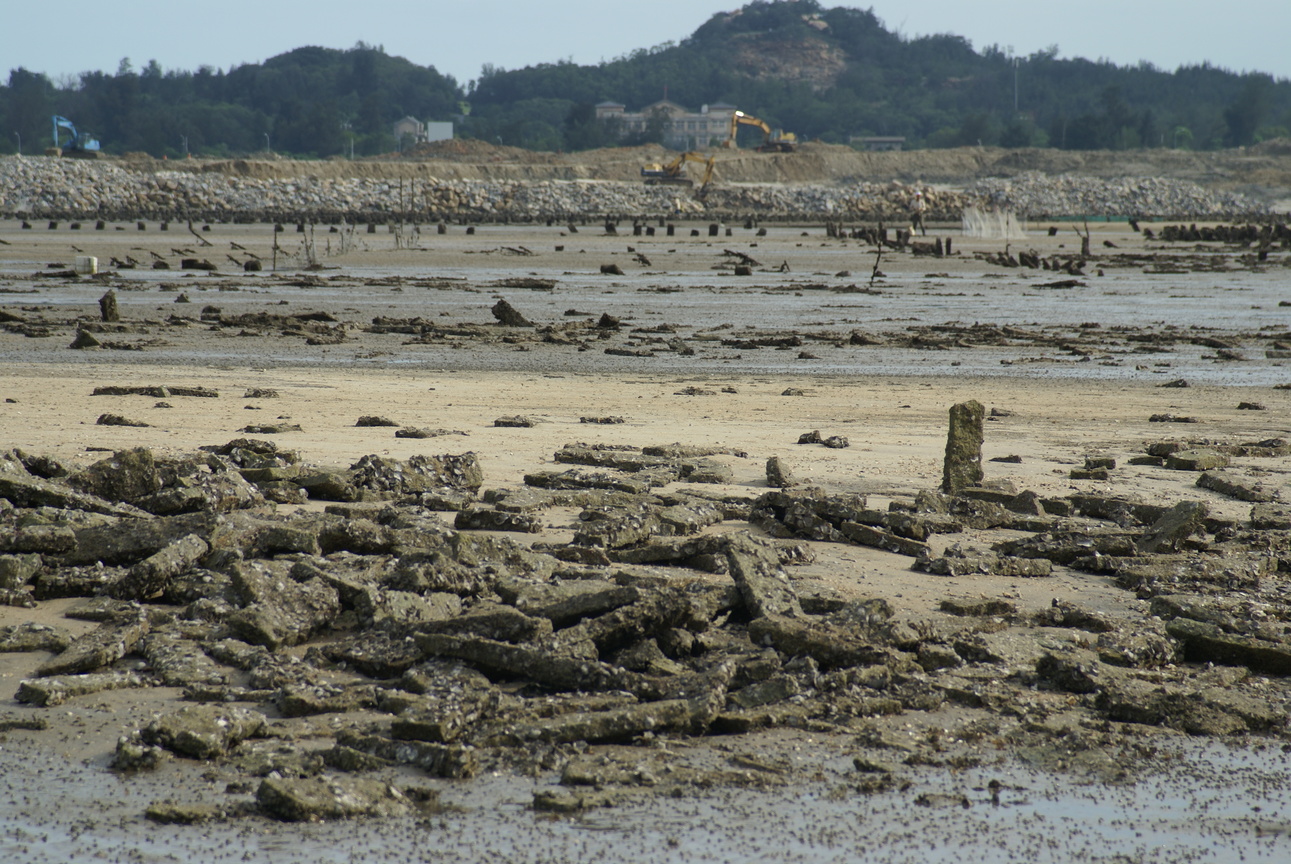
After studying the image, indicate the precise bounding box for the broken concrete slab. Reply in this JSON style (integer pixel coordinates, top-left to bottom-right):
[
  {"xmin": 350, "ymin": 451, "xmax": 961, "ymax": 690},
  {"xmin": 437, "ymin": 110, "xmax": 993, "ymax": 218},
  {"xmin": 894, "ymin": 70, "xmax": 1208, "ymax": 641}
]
[
  {"xmin": 16, "ymin": 671, "xmax": 151, "ymax": 707},
  {"xmin": 656, "ymin": 500, "xmax": 727, "ymax": 536},
  {"xmin": 1035, "ymin": 648, "xmax": 1109, "ymax": 694},
  {"xmin": 680, "ymin": 457, "xmax": 734, "ymax": 484},
  {"xmin": 333, "ymin": 732, "xmax": 479, "ymax": 779},
  {"xmin": 0, "ymin": 526, "xmax": 75, "ymax": 555},
  {"xmin": 413, "ymin": 601, "xmax": 553, "ymax": 643},
  {"xmin": 1167, "ymin": 617, "xmax": 1291, "ymax": 676},
  {"xmin": 938, "ymin": 598, "xmax": 1017, "ymax": 618},
  {"xmin": 453, "ymin": 506, "xmax": 543, "ymax": 533},
  {"xmin": 916, "ymin": 551, "xmax": 1052, "ymax": 578},
  {"xmin": 0, "ymin": 471, "xmax": 149, "ymax": 517},
  {"xmin": 416, "ymin": 631, "xmax": 672, "ymax": 700},
  {"xmin": 63, "ymin": 511, "xmax": 214, "ymax": 567},
  {"xmin": 134, "ymin": 469, "xmax": 267, "ymax": 516},
  {"xmin": 1165, "ymin": 449, "xmax": 1231, "ymax": 471},
  {"xmin": 225, "ymin": 563, "xmax": 342, "ymax": 650},
  {"xmin": 1136, "ymin": 501, "xmax": 1210, "ymax": 554},
  {"xmin": 112, "ymin": 533, "xmax": 209, "ymax": 600},
  {"xmin": 1250, "ymin": 503, "xmax": 1291, "ymax": 530},
  {"xmin": 839, "ymin": 522, "xmax": 932, "ymax": 558},
  {"xmin": 350, "ymin": 452, "xmax": 483, "ymax": 493},
  {"xmin": 505, "ymin": 579, "xmax": 640, "ymax": 628},
  {"xmin": 390, "ymin": 696, "xmax": 492, "ymax": 744},
  {"xmin": 1097, "ymin": 677, "xmax": 1282, "ymax": 735},
  {"xmin": 1114, "ymin": 553, "xmax": 1271, "ymax": 594},
  {"xmin": 141, "ymin": 704, "xmax": 266, "ymax": 759},
  {"xmin": 572, "ymin": 509, "xmax": 661, "ymax": 548},
  {"xmin": 35, "ymin": 611, "xmax": 150, "ymax": 677},
  {"xmin": 256, "ymin": 776, "xmax": 415, "ymax": 822},
  {"xmin": 501, "ymin": 690, "xmax": 725, "ymax": 745},
  {"xmin": 881, "ymin": 512, "xmax": 965, "ymax": 541},
  {"xmin": 525, "ymin": 468, "xmax": 652, "ymax": 495},
  {"xmin": 0, "ymin": 621, "xmax": 70, "ymax": 652},
  {"xmin": 0, "ymin": 553, "xmax": 42, "ymax": 589},
  {"xmin": 554, "ymin": 445, "xmax": 676, "ymax": 473},
  {"xmin": 994, "ymin": 529, "xmax": 1138, "ymax": 566},
  {"xmin": 277, "ymin": 683, "xmax": 378, "ymax": 718},
  {"xmin": 137, "ymin": 629, "xmax": 232, "ymax": 688},
  {"xmin": 1196, "ymin": 470, "xmax": 1277, "ymax": 503},
  {"xmin": 726, "ymin": 535, "xmax": 801, "ymax": 618},
  {"xmin": 66, "ymin": 448, "xmax": 162, "ymax": 502},
  {"xmin": 747, "ymin": 614, "xmax": 892, "ymax": 670}
]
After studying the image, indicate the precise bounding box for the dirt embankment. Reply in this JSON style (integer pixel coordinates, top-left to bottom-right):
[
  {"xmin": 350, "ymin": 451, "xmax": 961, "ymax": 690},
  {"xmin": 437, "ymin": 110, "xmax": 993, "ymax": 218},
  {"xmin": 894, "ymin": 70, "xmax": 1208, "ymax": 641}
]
[{"xmin": 141, "ymin": 139, "xmax": 1291, "ymax": 201}]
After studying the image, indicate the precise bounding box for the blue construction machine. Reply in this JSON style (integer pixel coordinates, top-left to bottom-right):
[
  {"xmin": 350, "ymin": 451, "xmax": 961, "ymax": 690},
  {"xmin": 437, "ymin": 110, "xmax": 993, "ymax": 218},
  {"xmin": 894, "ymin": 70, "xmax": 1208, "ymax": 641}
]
[{"xmin": 50, "ymin": 115, "xmax": 101, "ymax": 158}]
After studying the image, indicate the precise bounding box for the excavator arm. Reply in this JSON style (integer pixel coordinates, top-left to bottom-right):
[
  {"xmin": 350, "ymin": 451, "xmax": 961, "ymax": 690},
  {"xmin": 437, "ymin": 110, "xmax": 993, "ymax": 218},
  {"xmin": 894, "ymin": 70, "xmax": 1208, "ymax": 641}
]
[
  {"xmin": 725, "ymin": 110, "xmax": 796, "ymax": 153},
  {"xmin": 642, "ymin": 151, "xmax": 716, "ymax": 191},
  {"xmin": 52, "ymin": 116, "xmax": 77, "ymax": 150}
]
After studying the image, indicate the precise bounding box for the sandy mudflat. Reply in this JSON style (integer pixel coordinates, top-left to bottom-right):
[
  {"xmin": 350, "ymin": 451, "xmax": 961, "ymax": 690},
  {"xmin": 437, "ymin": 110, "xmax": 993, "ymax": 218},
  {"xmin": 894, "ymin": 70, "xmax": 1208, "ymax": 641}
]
[{"xmin": 2, "ymin": 217, "xmax": 1291, "ymax": 863}]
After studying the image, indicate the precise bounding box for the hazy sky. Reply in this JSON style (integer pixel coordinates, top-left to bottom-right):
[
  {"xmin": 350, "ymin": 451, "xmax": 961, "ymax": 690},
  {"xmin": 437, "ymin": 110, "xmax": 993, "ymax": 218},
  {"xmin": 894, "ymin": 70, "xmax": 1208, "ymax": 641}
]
[{"xmin": 5, "ymin": 0, "xmax": 1289, "ymax": 91}]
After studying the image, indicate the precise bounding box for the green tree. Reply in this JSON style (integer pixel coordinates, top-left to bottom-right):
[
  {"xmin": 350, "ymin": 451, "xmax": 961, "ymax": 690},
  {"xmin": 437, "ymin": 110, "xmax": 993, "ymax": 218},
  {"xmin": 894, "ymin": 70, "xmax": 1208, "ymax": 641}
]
[
  {"xmin": 563, "ymin": 102, "xmax": 609, "ymax": 150},
  {"xmin": 1225, "ymin": 77, "xmax": 1270, "ymax": 146}
]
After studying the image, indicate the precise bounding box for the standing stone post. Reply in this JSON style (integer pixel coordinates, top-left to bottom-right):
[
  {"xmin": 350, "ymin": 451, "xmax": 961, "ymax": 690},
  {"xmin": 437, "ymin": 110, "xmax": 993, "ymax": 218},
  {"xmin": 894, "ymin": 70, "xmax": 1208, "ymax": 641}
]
[
  {"xmin": 98, "ymin": 290, "xmax": 120, "ymax": 323},
  {"xmin": 765, "ymin": 456, "xmax": 796, "ymax": 488},
  {"xmin": 942, "ymin": 400, "xmax": 984, "ymax": 494}
]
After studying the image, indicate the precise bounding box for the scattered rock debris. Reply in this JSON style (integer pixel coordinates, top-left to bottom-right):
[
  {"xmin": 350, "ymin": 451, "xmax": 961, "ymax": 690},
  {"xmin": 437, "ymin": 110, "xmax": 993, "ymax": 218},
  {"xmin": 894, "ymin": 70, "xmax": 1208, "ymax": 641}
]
[{"xmin": 1, "ymin": 416, "xmax": 1289, "ymax": 822}]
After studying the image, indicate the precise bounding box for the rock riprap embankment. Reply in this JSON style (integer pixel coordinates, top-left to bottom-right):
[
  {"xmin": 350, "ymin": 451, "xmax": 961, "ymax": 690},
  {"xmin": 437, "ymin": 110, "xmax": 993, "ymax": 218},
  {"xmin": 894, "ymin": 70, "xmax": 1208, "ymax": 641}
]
[
  {"xmin": 0, "ymin": 156, "xmax": 1268, "ymax": 221},
  {"xmin": 967, "ymin": 171, "xmax": 1263, "ymax": 219}
]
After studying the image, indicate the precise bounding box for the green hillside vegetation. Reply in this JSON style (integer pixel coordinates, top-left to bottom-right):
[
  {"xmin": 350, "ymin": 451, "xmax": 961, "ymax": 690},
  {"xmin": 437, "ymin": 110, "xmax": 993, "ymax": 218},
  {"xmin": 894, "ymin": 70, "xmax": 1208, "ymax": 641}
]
[
  {"xmin": 1, "ymin": 45, "xmax": 461, "ymax": 159},
  {"xmin": 2, "ymin": 0, "xmax": 1288, "ymax": 158}
]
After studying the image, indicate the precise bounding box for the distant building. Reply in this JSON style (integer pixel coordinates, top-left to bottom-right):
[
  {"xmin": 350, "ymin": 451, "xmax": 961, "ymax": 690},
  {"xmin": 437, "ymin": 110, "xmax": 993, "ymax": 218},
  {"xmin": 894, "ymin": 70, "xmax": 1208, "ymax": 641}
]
[
  {"xmin": 851, "ymin": 136, "xmax": 906, "ymax": 151},
  {"xmin": 595, "ymin": 100, "xmax": 738, "ymax": 150},
  {"xmin": 393, "ymin": 116, "xmax": 453, "ymax": 148}
]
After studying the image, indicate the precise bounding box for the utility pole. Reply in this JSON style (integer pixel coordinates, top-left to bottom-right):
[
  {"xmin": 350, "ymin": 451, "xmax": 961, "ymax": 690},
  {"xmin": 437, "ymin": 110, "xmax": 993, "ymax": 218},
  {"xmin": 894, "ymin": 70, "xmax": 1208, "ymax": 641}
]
[
  {"xmin": 180, "ymin": 134, "xmax": 189, "ymax": 157},
  {"xmin": 13, "ymin": 131, "xmax": 19, "ymax": 156},
  {"xmin": 264, "ymin": 133, "xmax": 271, "ymax": 154},
  {"xmin": 1013, "ymin": 57, "xmax": 1020, "ymax": 114}
]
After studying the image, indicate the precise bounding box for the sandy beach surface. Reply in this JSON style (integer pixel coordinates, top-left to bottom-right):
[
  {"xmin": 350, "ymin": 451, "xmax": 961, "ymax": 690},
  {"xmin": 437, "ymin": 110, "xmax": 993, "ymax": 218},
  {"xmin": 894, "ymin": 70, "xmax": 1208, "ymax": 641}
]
[{"xmin": 2, "ymin": 214, "xmax": 1291, "ymax": 862}]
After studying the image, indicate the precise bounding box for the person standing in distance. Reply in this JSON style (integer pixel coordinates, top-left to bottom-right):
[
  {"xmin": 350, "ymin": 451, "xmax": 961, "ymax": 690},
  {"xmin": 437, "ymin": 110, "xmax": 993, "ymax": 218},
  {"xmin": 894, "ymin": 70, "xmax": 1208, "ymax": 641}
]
[{"xmin": 910, "ymin": 190, "xmax": 927, "ymax": 237}]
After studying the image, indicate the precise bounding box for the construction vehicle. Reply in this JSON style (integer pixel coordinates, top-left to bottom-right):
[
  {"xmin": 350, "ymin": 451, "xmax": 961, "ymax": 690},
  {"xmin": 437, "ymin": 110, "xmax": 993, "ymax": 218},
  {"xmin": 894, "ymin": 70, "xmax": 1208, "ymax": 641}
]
[
  {"xmin": 48, "ymin": 115, "xmax": 101, "ymax": 158},
  {"xmin": 641, "ymin": 151, "xmax": 716, "ymax": 193},
  {"xmin": 725, "ymin": 110, "xmax": 796, "ymax": 153}
]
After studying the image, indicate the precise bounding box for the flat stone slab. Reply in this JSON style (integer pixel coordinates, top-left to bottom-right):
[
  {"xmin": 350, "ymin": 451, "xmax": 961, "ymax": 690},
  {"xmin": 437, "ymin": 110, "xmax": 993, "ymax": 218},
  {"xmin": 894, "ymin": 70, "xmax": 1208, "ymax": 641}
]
[
  {"xmin": 35, "ymin": 613, "xmax": 150, "ymax": 677},
  {"xmin": 141, "ymin": 704, "xmax": 266, "ymax": 759},
  {"xmin": 1165, "ymin": 449, "xmax": 1230, "ymax": 471},
  {"xmin": 256, "ymin": 776, "xmax": 416, "ymax": 822},
  {"xmin": 1196, "ymin": 470, "xmax": 1277, "ymax": 503},
  {"xmin": 1167, "ymin": 618, "xmax": 1291, "ymax": 676},
  {"xmin": 16, "ymin": 671, "xmax": 151, "ymax": 707},
  {"xmin": 725, "ymin": 536, "xmax": 801, "ymax": 618}
]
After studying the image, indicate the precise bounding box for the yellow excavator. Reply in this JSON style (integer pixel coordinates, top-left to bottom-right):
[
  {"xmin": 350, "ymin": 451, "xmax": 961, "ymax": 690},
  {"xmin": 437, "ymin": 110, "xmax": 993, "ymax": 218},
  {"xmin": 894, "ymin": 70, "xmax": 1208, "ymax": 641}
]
[
  {"xmin": 725, "ymin": 110, "xmax": 797, "ymax": 153},
  {"xmin": 640, "ymin": 151, "xmax": 717, "ymax": 193}
]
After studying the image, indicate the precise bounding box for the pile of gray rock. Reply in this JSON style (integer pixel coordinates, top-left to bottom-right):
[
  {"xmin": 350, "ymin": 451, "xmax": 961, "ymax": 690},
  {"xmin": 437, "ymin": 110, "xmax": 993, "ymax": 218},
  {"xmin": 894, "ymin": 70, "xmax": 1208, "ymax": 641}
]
[
  {"xmin": 968, "ymin": 171, "xmax": 1265, "ymax": 219},
  {"xmin": 0, "ymin": 156, "xmax": 1268, "ymax": 222}
]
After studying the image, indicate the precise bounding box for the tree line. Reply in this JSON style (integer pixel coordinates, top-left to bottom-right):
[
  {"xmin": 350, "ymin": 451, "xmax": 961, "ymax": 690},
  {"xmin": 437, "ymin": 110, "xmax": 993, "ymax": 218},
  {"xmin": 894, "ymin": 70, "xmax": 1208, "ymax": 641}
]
[
  {"xmin": 1, "ymin": 1, "xmax": 1288, "ymax": 159},
  {"xmin": 1, "ymin": 44, "xmax": 461, "ymax": 159}
]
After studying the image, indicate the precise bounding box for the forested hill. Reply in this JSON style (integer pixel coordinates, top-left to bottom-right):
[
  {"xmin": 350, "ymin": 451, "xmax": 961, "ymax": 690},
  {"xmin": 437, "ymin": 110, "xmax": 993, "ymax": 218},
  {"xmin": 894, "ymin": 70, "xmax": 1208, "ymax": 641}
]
[
  {"xmin": 468, "ymin": 1, "xmax": 1291, "ymax": 153},
  {"xmin": 2, "ymin": 46, "xmax": 462, "ymax": 159},
  {"xmin": 2, "ymin": 0, "xmax": 1289, "ymax": 158}
]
